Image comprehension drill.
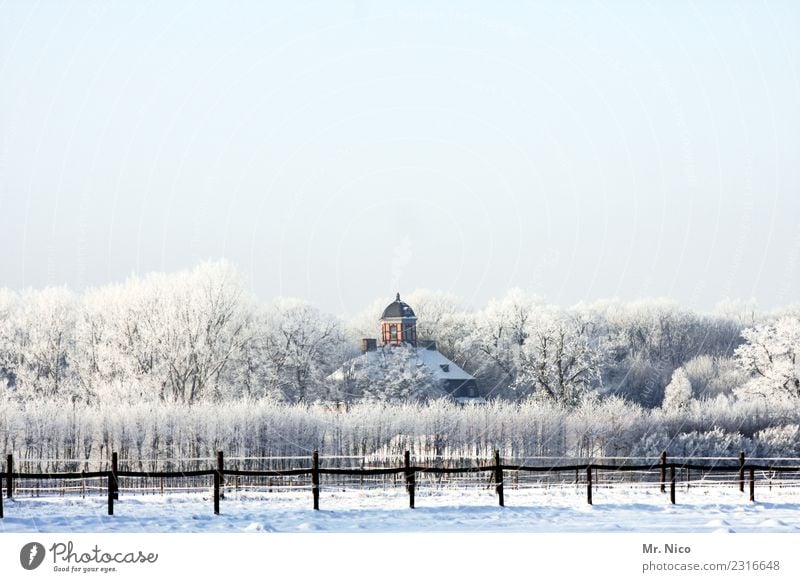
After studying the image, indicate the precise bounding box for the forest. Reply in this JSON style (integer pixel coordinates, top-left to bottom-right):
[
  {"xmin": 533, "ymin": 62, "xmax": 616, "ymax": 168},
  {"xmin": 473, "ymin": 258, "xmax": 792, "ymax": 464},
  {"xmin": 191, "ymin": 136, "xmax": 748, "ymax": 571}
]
[{"xmin": 1, "ymin": 260, "xmax": 799, "ymax": 466}]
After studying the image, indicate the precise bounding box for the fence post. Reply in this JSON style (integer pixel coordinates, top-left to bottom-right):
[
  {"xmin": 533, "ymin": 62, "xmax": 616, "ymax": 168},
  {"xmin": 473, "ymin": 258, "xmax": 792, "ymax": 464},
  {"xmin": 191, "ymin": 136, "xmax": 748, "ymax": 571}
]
[
  {"xmin": 749, "ymin": 468, "xmax": 755, "ymax": 502},
  {"xmin": 217, "ymin": 451, "xmax": 224, "ymax": 500},
  {"xmin": 107, "ymin": 472, "xmax": 114, "ymax": 516},
  {"xmin": 312, "ymin": 450, "xmax": 320, "ymax": 510},
  {"xmin": 738, "ymin": 452, "xmax": 745, "ymax": 493},
  {"xmin": 6, "ymin": 454, "xmax": 12, "ymax": 500},
  {"xmin": 404, "ymin": 451, "xmax": 415, "ymax": 509},
  {"xmin": 213, "ymin": 455, "xmax": 221, "ymax": 515},
  {"xmin": 670, "ymin": 465, "xmax": 676, "ymax": 505},
  {"xmin": 586, "ymin": 465, "xmax": 592, "ymax": 505},
  {"xmin": 0, "ymin": 460, "xmax": 4, "ymax": 519},
  {"xmin": 660, "ymin": 451, "xmax": 666, "ymax": 493},
  {"xmin": 494, "ymin": 450, "xmax": 504, "ymax": 507},
  {"xmin": 111, "ymin": 452, "xmax": 119, "ymax": 501}
]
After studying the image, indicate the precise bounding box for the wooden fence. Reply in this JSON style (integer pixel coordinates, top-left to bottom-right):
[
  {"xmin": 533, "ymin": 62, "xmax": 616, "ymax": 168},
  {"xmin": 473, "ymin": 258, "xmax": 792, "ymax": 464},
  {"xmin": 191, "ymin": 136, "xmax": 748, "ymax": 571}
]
[{"xmin": 2, "ymin": 451, "xmax": 800, "ymax": 518}]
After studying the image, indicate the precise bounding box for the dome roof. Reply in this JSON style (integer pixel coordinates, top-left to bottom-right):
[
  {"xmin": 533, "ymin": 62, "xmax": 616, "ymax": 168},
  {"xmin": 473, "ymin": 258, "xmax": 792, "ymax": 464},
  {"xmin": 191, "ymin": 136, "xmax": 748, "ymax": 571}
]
[{"xmin": 381, "ymin": 293, "xmax": 416, "ymax": 319}]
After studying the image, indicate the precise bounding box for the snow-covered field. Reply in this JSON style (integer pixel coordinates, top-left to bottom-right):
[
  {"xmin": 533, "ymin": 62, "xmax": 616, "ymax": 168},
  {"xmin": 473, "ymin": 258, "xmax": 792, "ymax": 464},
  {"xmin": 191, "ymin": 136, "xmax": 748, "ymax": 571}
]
[{"xmin": 2, "ymin": 485, "xmax": 800, "ymax": 533}]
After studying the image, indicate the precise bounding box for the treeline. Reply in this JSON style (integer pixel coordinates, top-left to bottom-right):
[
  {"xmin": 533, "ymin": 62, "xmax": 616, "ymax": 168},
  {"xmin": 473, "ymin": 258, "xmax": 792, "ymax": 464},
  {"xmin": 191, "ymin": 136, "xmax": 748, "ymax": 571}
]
[
  {"xmin": 0, "ymin": 260, "xmax": 797, "ymax": 407},
  {"xmin": 2, "ymin": 260, "xmax": 800, "ymax": 462},
  {"xmin": 3, "ymin": 398, "xmax": 800, "ymax": 471}
]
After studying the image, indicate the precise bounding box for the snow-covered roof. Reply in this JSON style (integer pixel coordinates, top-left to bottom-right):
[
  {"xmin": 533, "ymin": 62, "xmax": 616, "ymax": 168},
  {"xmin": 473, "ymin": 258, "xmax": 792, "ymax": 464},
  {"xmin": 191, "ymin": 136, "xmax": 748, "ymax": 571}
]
[
  {"xmin": 329, "ymin": 345, "xmax": 475, "ymax": 383},
  {"xmin": 414, "ymin": 346, "xmax": 473, "ymax": 381}
]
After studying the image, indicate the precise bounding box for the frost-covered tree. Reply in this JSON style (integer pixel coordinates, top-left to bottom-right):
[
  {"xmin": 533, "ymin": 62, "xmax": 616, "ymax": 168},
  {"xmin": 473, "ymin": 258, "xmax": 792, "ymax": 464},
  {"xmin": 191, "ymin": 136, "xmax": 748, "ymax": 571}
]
[
  {"xmin": 735, "ymin": 317, "xmax": 800, "ymax": 399},
  {"xmin": 662, "ymin": 367, "xmax": 692, "ymax": 411},
  {"xmin": 0, "ymin": 287, "xmax": 78, "ymax": 400},
  {"xmin": 0, "ymin": 288, "xmax": 20, "ymax": 389},
  {"xmin": 713, "ymin": 298, "xmax": 759, "ymax": 328},
  {"xmin": 568, "ymin": 394, "xmax": 646, "ymax": 457},
  {"xmin": 74, "ymin": 282, "xmax": 156, "ymax": 397},
  {"xmin": 631, "ymin": 426, "xmax": 753, "ymax": 458},
  {"xmin": 755, "ymin": 424, "xmax": 800, "ymax": 457},
  {"xmin": 229, "ymin": 298, "xmax": 347, "ymax": 403},
  {"xmin": 682, "ymin": 355, "xmax": 746, "ymax": 398},
  {"xmin": 513, "ymin": 312, "xmax": 605, "ymax": 406},
  {"xmin": 470, "ymin": 289, "xmax": 542, "ymax": 397},
  {"xmin": 154, "ymin": 261, "xmax": 250, "ymax": 402},
  {"xmin": 469, "ymin": 291, "xmax": 606, "ymax": 404},
  {"xmin": 587, "ymin": 299, "xmax": 743, "ymax": 407},
  {"xmin": 75, "ymin": 261, "xmax": 250, "ymax": 403}
]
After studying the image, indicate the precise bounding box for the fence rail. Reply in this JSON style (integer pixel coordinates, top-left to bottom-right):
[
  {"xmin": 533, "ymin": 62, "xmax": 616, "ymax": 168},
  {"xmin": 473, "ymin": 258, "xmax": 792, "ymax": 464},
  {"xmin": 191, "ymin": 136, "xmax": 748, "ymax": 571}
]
[{"xmin": 2, "ymin": 451, "xmax": 800, "ymax": 519}]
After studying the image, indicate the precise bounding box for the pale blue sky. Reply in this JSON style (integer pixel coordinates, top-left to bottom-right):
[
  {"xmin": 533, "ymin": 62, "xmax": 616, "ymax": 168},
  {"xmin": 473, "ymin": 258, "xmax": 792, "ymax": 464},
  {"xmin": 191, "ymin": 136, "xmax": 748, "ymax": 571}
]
[{"xmin": 1, "ymin": 1, "xmax": 799, "ymax": 316}]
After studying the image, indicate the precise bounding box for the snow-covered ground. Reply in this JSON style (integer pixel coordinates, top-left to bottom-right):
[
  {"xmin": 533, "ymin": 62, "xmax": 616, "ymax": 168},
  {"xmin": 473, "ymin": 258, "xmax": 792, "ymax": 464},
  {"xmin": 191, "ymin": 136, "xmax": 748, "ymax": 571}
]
[{"xmin": 3, "ymin": 484, "xmax": 800, "ymax": 533}]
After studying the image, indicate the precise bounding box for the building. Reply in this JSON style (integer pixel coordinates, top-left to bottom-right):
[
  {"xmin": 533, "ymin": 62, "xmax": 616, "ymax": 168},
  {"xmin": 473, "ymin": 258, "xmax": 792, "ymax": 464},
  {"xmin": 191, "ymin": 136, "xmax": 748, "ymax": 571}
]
[
  {"xmin": 333, "ymin": 294, "xmax": 482, "ymax": 403},
  {"xmin": 380, "ymin": 293, "xmax": 418, "ymax": 347}
]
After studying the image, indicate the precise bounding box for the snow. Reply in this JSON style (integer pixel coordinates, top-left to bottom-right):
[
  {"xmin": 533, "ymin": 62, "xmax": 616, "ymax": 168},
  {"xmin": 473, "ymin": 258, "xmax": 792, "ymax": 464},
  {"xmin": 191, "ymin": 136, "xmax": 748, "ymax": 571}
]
[
  {"xmin": 331, "ymin": 344, "xmax": 474, "ymax": 382},
  {"xmin": 414, "ymin": 345, "xmax": 473, "ymax": 381},
  {"xmin": 3, "ymin": 485, "xmax": 800, "ymax": 533}
]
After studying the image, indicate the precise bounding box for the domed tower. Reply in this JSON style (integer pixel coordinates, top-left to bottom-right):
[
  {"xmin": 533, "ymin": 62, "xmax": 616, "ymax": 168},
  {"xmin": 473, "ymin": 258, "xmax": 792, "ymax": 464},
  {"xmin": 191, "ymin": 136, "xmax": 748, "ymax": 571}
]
[{"xmin": 380, "ymin": 293, "xmax": 417, "ymax": 347}]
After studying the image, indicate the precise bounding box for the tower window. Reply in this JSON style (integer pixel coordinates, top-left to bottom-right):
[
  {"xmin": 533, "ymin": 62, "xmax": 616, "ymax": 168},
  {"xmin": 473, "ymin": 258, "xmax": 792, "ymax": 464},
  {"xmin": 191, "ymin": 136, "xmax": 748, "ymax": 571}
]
[{"xmin": 390, "ymin": 325, "xmax": 398, "ymax": 340}]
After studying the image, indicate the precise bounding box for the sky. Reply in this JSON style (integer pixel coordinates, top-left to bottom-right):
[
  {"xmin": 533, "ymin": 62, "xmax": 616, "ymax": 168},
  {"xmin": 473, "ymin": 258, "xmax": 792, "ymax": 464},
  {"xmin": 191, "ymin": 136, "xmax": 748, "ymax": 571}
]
[{"xmin": 1, "ymin": 0, "xmax": 799, "ymax": 317}]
